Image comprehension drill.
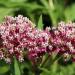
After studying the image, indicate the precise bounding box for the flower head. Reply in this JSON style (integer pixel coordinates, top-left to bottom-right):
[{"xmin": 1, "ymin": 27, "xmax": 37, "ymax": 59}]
[
  {"xmin": 0, "ymin": 15, "xmax": 49, "ymax": 63},
  {"xmin": 48, "ymin": 21, "xmax": 75, "ymax": 61},
  {"xmin": 0, "ymin": 15, "xmax": 35, "ymax": 62}
]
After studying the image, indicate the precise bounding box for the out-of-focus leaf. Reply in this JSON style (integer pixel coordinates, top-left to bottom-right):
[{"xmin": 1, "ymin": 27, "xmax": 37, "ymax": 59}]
[
  {"xmin": 0, "ymin": 0, "xmax": 25, "ymax": 3},
  {"xmin": 65, "ymin": 3, "xmax": 75, "ymax": 21},
  {"xmin": 0, "ymin": 60, "xmax": 9, "ymax": 74},
  {"xmin": 0, "ymin": 1, "xmax": 43, "ymax": 11},
  {"xmin": 41, "ymin": 0, "xmax": 65, "ymax": 26},
  {"xmin": 54, "ymin": 0, "xmax": 65, "ymax": 7},
  {"xmin": 40, "ymin": 67, "xmax": 50, "ymax": 75},
  {"xmin": 50, "ymin": 62, "xmax": 58, "ymax": 75},
  {"xmin": 41, "ymin": 0, "xmax": 57, "ymax": 26},
  {"xmin": 0, "ymin": 8, "xmax": 14, "ymax": 22},
  {"xmin": 0, "ymin": 66, "xmax": 9, "ymax": 74},
  {"xmin": 10, "ymin": 0, "xmax": 25, "ymax": 2},
  {"xmin": 37, "ymin": 15, "xmax": 43, "ymax": 29}
]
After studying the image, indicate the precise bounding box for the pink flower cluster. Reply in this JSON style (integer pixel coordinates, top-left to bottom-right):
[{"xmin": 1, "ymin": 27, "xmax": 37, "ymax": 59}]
[
  {"xmin": 0, "ymin": 15, "xmax": 49, "ymax": 63},
  {"xmin": 28, "ymin": 29, "xmax": 49, "ymax": 62},
  {"xmin": 0, "ymin": 15, "xmax": 75, "ymax": 63},
  {"xmin": 48, "ymin": 22, "xmax": 75, "ymax": 61}
]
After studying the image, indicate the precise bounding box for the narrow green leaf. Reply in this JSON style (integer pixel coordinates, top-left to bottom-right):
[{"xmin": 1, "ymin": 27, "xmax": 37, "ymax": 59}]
[
  {"xmin": 14, "ymin": 57, "xmax": 21, "ymax": 75},
  {"xmin": 10, "ymin": 57, "xmax": 21, "ymax": 75},
  {"xmin": 37, "ymin": 15, "xmax": 43, "ymax": 29}
]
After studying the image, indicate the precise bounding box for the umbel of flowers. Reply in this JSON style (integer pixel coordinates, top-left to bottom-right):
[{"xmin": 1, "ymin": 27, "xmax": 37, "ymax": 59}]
[
  {"xmin": 0, "ymin": 15, "xmax": 75, "ymax": 63},
  {"xmin": 0, "ymin": 15, "xmax": 49, "ymax": 63}
]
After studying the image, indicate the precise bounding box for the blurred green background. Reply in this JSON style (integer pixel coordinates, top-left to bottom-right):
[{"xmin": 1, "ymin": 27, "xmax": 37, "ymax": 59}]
[{"xmin": 0, "ymin": 0, "xmax": 75, "ymax": 75}]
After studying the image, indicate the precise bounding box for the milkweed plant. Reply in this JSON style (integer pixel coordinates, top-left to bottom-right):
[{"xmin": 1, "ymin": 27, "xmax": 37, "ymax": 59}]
[{"xmin": 0, "ymin": 15, "xmax": 75, "ymax": 75}]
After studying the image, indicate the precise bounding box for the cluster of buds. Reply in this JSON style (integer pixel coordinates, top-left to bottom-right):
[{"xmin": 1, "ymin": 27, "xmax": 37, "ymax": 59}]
[{"xmin": 0, "ymin": 15, "xmax": 75, "ymax": 63}]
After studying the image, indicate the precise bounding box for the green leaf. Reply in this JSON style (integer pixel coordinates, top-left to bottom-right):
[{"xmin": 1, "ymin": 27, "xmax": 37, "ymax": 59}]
[
  {"xmin": 65, "ymin": 3, "xmax": 75, "ymax": 21},
  {"xmin": 10, "ymin": 0, "xmax": 25, "ymax": 2},
  {"xmin": 14, "ymin": 57, "xmax": 21, "ymax": 75},
  {"xmin": 0, "ymin": 8, "xmax": 14, "ymax": 22},
  {"xmin": 0, "ymin": 60, "xmax": 9, "ymax": 74},
  {"xmin": 37, "ymin": 15, "xmax": 43, "ymax": 29},
  {"xmin": 10, "ymin": 57, "xmax": 21, "ymax": 75},
  {"xmin": 41, "ymin": 0, "xmax": 57, "ymax": 26},
  {"xmin": 0, "ymin": 66, "xmax": 9, "ymax": 74},
  {"xmin": 40, "ymin": 67, "xmax": 51, "ymax": 75}
]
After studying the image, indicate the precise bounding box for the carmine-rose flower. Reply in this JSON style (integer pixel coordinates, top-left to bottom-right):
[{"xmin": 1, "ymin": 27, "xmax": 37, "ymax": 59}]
[
  {"xmin": 0, "ymin": 15, "xmax": 49, "ymax": 63},
  {"xmin": 0, "ymin": 15, "xmax": 35, "ymax": 62},
  {"xmin": 48, "ymin": 22, "xmax": 75, "ymax": 61}
]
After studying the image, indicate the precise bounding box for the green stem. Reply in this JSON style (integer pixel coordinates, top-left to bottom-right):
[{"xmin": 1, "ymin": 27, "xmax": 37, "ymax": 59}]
[
  {"xmin": 32, "ymin": 65, "xmax": 41, "ymax": 75},
  {"xmin": 40, "ymin": 55, "xmax": 50, "ymax": 67}
]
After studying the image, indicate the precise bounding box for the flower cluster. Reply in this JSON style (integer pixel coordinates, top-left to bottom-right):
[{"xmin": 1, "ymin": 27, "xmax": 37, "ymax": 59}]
[
  {"xmin": 0, "ymin": 15, "xmax": 35, "ymax": 62},
  {"xmin": 0, "ymin": 15, "xmax": 75, "ymax": 63},
  {"xmin": 48, "ymin": 22, "xmax": 75, "ymax": 61},
  {"xmin": 28, "ymin": 29, "xmax": 49, "ymax": 62},
  {"xmin": 0, "ymin": 15, "xmax": 49, "ymax": 63}
]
